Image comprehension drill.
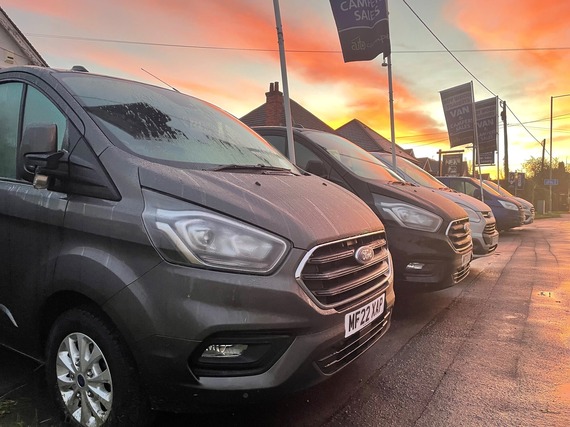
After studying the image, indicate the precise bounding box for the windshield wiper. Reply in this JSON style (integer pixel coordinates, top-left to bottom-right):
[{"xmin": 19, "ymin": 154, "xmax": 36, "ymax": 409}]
[{"xmin": 209, "ymin": 164, "xmax": 293, "ymax": 174}]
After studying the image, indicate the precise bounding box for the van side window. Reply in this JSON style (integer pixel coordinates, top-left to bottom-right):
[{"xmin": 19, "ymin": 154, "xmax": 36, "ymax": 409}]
[
  {"xmin": 446, "ymin": 180, "xmax": 464, "ymax": 193},
  {"xmin": 294, "ymin": 141, "xmax": 323, "ymax": 172},
  {"xmin": 262, "ymin": 135, "xmax": 287, "ymax": 156},
  {"xmin": 0, "ymin": 82, "xmax": 24, "ymax": 179},
  {"xmin": 23, "ymin": 86, "xmax": 68, "ymax": 150},
  {"xmin": 329, "ymin": 168, "xmax": 351, "ymax": 190},
  {"xmin": 258, "ymin": 134, "xmax": 327, "ymax": 175},
  {"xmin": 464, "ymin": 182, "xmax": 478, "ymax": 197}
]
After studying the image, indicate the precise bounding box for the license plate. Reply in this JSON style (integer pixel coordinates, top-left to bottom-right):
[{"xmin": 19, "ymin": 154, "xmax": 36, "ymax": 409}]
[
  {"xmin": 490, "ymin": 235, "xmax": 499, "ymax": 246},
  {"xmin": 344, "ymin": 294, "xmax": 385, "ymax": 338},
  {"xmin": 462, "ymin": 251, "xmax": 472, "ymax": 267}
]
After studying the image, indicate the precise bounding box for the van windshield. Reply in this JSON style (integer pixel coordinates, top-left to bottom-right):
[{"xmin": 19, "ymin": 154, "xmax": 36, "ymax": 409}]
[
  {"xmin": 303, "ymin": 131, "xmax": 404, "ymax": 182},
  {"xmin": 485, "ymin": 180, "xmax": 513, "ymax": 197},
  {"xmin": 374, "ymin": 153, "xmax": 446, "ymax": 189},
  {"xmin": 482, "ymin": 182, "xmax": 503, "ymax": 197},
  {"xmin": 58, "ymin": 73, "xmax": 295, "ymax": 171}
]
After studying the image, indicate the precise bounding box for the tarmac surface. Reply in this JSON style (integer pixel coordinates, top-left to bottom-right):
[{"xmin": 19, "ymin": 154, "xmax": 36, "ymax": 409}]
[{"xmin": 1, "ymin": 215, "xmax": 570, "ymax": 426}]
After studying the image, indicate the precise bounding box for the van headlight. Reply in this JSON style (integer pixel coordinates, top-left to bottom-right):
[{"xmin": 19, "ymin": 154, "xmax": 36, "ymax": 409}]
[
  {"xmin": 373, "ymin": 194, "xmax": 443, "ymax": 232},
  {"xmin": 142, "ymin": 190, "xmax": 288, "ymax": 274},
  {"xmin": 498, "ymin": 200, "xmax": 518, "ymax": 211},
  {"xmin": 458, "ymin": 205, "xmax": 482, "ymax": 223}
]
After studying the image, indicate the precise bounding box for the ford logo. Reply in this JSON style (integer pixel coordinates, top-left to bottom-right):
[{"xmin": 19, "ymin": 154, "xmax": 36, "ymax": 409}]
[{"xmin": 355, "ymin": 245, "xmax": 375, "ymax": 265}]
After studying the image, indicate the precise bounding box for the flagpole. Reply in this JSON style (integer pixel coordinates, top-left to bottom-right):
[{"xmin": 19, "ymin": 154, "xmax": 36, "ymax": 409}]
[
  {"xmin": 471, "ymin": 81, "xmax": 484, "ymax": 203},
  {"xmin": 386, "ymin": 54, "xmax": 396, "ymax": 170},
  {"xmin": 273, "ymin": 0, "xmax": 295, "ymax": 164}
]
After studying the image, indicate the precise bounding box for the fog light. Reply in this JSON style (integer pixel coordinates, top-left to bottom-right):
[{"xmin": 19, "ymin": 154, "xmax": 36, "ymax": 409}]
[
  {"xmin": 201, "ymin": 344, "xmax": 248, "ymax": 358},
  {"xmin": 406, "ymin": 262, "xmax": 425, "ymax": 271},
  {"xmin": 191, "ymin": 334, "xmax": 293, "ymax": 377}
]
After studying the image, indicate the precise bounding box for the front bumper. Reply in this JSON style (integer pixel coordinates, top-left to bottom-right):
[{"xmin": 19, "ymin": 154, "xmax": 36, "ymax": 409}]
[
  {"xmin": 384, "ymin": 223, "xmax": 472, "ymax": 291},
  {"xmin": 472, "ymin": 217, "xmax": 499, "ymax": 256},
  {"xmin": 494, "ymin": 207, "xmax": 524, "ymax": 230},
  {"xmin": 523, "ymin": 208, "xmax": 535, "ymax": 224},
  {"xmin": 103, "ymin": 249, "xmax": 394, "ymax": 411}
]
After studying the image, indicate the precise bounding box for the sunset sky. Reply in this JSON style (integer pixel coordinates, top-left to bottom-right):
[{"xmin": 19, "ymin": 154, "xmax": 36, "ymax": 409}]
[{"xmin": 4, "ymin": 0, "xmax": 570, "ymax": 177}]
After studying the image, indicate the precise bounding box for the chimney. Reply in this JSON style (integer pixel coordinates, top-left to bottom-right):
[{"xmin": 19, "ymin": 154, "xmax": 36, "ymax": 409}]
[{"xmin": 265, "ymin": 81, "xmax": 284, "ymax": 126}]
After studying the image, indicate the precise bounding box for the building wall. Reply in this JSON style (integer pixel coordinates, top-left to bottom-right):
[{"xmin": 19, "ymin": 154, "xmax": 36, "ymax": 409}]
[
  {"xmin": 0, "ymin": 30, "xmax": 33, "ymax": 66},
  {"xmin": 0, "ymin": 9, "xmax": 47, "ymax": 67}
]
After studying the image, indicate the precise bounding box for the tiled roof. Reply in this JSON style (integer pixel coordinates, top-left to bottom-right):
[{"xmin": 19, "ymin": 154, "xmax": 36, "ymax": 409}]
[
  {"xmin": 336, "ymin": 119, "xmax": 418, "ymax": 163},
  {"xmin": 240, "ymin": 84, "xmax": 416, "ymax": 165},
  {"xmin": 240, "ymin": 104, "xmax": 266, "ymax": 127},
  {"xmin": 416, "ymin": 157, "xmax": 440, "ymax": 174},
  {"xmin": 240, "ymin": 98, "xmax": 334, "ymax": 133}
]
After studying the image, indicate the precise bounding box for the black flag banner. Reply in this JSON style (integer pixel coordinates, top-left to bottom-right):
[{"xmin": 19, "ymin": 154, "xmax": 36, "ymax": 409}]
[
  {"xmin": 330, "ymin": 0, "xmax": 391, "ymax": 62},
  {"xmin": 475, "ymin": 97, "xmax": 498, "ymax": 166},
  {"xmin": 440, "ymin": 82, "xmax": 476, "ymax": 148}
]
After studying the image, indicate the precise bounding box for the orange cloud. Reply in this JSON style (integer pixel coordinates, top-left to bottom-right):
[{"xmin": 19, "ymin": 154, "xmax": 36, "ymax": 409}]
[
  {"xmin": 445, "ymin": 0, "xmax": 570, "ymax": 95},
  {"xmin": 5, "ymin": 0, "xmax": 443, "ymax": 147},
  {"xmin": 124, "ymin": 1, "xmax": 440, "ymax": 139}
]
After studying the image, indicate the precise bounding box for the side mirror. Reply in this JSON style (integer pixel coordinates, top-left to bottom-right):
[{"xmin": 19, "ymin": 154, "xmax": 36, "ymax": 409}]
[
  {"xmin": 473, "ymin": 188, "xmax": 482, "ymax": 200},
  {"xmin": 304, "ymin": 160, "xmax": 327, "ymax": 177},
  {"xmin": 19, "ymin": 124, "xmax": 67, "ymax": 187}
]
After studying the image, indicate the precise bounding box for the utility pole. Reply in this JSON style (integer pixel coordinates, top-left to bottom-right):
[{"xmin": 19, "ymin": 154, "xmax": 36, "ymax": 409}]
[
  {"xmin": 541, "ymin": 139, "xmax": 546, "ymax": 172},
  {"xmin": 501, "ymin": 101, "xmax": 509, "ymax": 180}
]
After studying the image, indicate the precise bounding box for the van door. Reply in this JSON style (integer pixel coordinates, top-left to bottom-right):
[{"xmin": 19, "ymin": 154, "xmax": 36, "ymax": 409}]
[
  {"xmin": 0, "ymin": 82, "xmax": 23, "ymax": 332},
  {"xmin": 0, "ymin": 82, "xmax": 71, "ymax": 355}
]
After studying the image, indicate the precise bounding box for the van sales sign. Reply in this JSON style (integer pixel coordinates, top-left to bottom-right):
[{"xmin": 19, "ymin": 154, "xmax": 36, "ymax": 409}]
[
  {"xmin": 440, "ymin": 82, "xmax": 476, "ymax": 148},
  {"xmin": 330, "ymin": 0, "xmax": 391, "ymax": 62}
]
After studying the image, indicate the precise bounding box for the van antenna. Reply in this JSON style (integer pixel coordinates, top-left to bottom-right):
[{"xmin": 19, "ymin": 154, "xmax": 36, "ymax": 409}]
[{"xmin": 141, "ymin": 68, "xmax": 180, "ymax": 92}]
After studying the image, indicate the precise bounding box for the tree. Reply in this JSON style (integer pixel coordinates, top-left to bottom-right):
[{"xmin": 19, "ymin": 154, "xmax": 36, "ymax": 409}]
[
  {"xmin": 520, "ymin": 155, "xmax": 570, "ymax": 211},
  {"xmin": 521, "ymin": 156, "xmax": 570, "ymax": 178}
]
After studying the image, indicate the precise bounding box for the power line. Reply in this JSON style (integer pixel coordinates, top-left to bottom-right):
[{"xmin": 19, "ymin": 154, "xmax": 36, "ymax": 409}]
[
  {"xmin": 400, "ymin": 0, "xmax": 545, "ymax": 149},
  {"xmin": 26, "ymin": 33, "xmax": 570, "ymax": 55},
  {"xmin": 25, "ymin": 30, "xmax": 558, "ymax": 151},
  {"xmin": 400, "ymin": 0, "xmax": 495, "ymax": 95},
  {"xmin": 398, "ymin": 112, "xmax": 570, "ymax": 142}
]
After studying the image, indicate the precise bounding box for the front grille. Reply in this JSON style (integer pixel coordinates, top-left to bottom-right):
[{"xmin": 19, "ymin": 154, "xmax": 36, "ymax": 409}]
[
  {"xmin": 453, "ymin": 262, "xmax": 471, "ymax": 283},
  {"xmin": 484, "ymin": 222, "xmax": 497, "ymax": 235},
  {"xmin": 530, "ymin": 207, "xmax": 536, "ymax": 214},
  {"xmin": 296, "ymin": 232, "xmax": 391, "ymax": 311},
  {"xmin": 483, "ymin": 221, "xmax": 498, "ymax": 252},
  {"xmin": 446, "ymin": 218, "xmax": 472, "ymax": 252},
  {"xmin": 316, "ymin": 308, "xmax": 392, "ymax": 375}
]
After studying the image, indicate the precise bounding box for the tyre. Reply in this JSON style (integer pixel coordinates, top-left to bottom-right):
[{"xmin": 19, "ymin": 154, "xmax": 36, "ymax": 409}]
[{"xmin": 45, "ymin": 306, "xmax": 152, "ymax": 426}]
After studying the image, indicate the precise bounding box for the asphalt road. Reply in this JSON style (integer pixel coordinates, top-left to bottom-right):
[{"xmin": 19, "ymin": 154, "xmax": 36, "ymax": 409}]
[{"xmin": 1, "ymin": 216, "xmax": 569, "ymax": 426}]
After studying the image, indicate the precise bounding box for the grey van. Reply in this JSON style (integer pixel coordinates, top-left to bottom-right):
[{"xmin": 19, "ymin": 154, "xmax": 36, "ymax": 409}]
[
  {"xmin": 254, "ymin": 127, "xmax": 473, "ymax": 291},
  {"xmin": 0, "ymin": 67, "xmax": 394, "ymax": 425}
]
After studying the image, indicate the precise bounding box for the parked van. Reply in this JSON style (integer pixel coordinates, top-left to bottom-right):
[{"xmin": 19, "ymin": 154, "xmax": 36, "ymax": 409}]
[
  {"xmin": 371, "ymin": 153, "xmax": 499, "ymax": 256},
  {"xmin": 0, "ymin": 67, "xmax": 395, "ymax": 425},
  {"xmin": 438, "ymin": 176, "xmax": 525, "ymax": 231},
  {"xmin": 484, "ymin": 180, "xmax": 535, "ymax": 224},
  {"xmin": 254, "ymin": 127, "xmax": 473, "ymax": 291}
]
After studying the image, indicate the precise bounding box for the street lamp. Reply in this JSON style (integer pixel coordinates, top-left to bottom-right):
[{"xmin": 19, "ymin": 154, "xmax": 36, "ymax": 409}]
[{"xmin": 549, "ymin": 93, "xmax": 570, "ymax": 212}]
